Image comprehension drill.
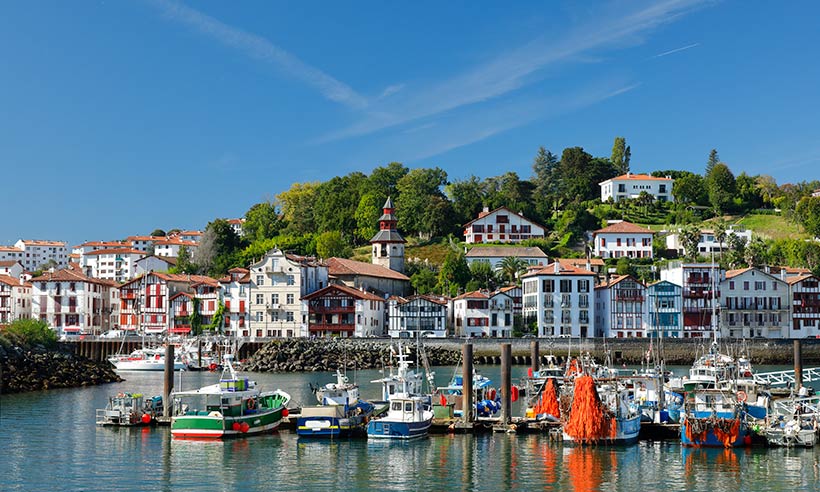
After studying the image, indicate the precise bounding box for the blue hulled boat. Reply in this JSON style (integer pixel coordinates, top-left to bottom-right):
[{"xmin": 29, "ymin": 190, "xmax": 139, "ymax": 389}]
[
  {"xmin": 297, "ymin": 369, "xmax": 375, "ymax": 438},
  {"xmin": 680, "ymin": 389, "xmax": 751, "ymax": 447}
]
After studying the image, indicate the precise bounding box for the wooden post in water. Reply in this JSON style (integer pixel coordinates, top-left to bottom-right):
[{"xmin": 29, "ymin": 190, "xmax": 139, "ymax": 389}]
[
  {"xmin": 794, "ymin": 339, "xmax": 803, "ymax": 391},
  {"xmin": 530, "ymin": 341, "xmax": 540, "ymax": 373},
  {"xmin": 198, "ymin": 338, "xmax": 202, "ymax": 369},
  {"xmin": 462, "ymin": 343, "xmax": 473, "ymax": 424},
  {"xmin": 501, "ymin": 343, "xmax": 511, "ymax": 425},
  {"xmin": 164, "ymin": 344, "xmax": 174, "ymax": 417}
]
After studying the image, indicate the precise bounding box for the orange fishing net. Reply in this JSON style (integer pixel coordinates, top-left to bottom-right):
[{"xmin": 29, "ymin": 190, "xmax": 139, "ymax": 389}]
[
  {"xmin": 543, "ymin": 378, "xmax": 561, "ymax": 418},
  {"xmin": 712, "ymin": 419, "xmax": 740, "ymax": 448},
  {"xmin": 565, "ymin": 358, "xmax": 581, "ymax": 378},
  {"xmin": 564, "ymin": 375, "xmax": 613, "ymax": 443}
]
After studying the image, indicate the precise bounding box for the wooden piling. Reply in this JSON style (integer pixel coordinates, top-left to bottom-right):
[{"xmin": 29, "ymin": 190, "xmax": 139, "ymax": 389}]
[
  {"xmin": 794, "ymin": 339, "xmax": 803, "ymax": 390},
  {"xmin": 530, "ymin": 341, "xmax": 540, "ymax": 373},
  {"xmin": 463, "ymin": 343, "xmax": 473, "ymax": 424},
  {"xmin": 164, "ymin": 344, "xmax": 174, "ymax": 417},
  {"xmin": 501, "ymin": 343, "xmax": 511, "ymax": 425}
]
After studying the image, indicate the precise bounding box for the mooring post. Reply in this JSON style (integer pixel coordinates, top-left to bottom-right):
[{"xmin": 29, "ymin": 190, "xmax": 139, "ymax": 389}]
[
  {"xmin": 530, "ymin": 340, "xmax": 540, "ymax": 373},
  {"xmin": 164, "ymin": 344, "xmax": 174, "ymax": 417},
  {"xmin": 463, "ymin": 343, "xmax": 473, "ymax": 424},
  {"xmin": 198, "ymin": 338, "xmax": 202, "ymax": 369},
  {"xmin": 794, "ymin": 339, "xmax": 803, "ymax": 391},
  {"xmin": 501, "ymin": 343, "xmax": 512, "ymax": 425}
]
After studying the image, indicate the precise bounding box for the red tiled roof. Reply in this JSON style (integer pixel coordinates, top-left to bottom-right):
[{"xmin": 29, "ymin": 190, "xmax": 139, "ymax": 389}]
[
  {"xmin": 72, "ymin": 240, "xmax": 130, "ymax": 249},
  {"xmin": 302, "ymin": 283, "xmax": 384, "ymax": 302},
  {"xmin": 29, "ymin": 268, "xmax": 109, "ymax": 286},
  {"xmin": 399, "ymin": 294, "xmax": 449, "ymax": 305},
  {"xmin": 522, "ymin": 262, "xmax": 596, "ymax": 278},
  {"xmin": 787, "ymin": 274, "xmax": 818, "ymax": 285},
  {"xmin": 595, "ymin": 275, "xmax": 644, "ymax": 289},
  {"xmin": 0, "ymin": 275, "xmax": 29, "ymax": 287},
  {"xmin": 154, "ymin": 239, "xmax": 198, "ymax": 246},
  {"xmin": 0, "ymin": 246, "xmax": 22, "ymax": 252},
  {"xmin": 0, "ymin": 260, "xmax": 21, "ymax": 267},
  {"xmin": 593, "ymin": 221, "xmax": 653, "ymax": 235},
  {"xmin": 119, "ymin": 272, "xmax": 218, "ymax": 288},
  {"xmin": 558, "ymin": 258, "xmax": 605, "ymax": 268},
  {"xmin": 453, "ymin": 290, "xmax": 489, "ymax": 301},
  {"xmin": 126, "ymin": 235, "xmax": 165, "ymax": 242},
  {"xmin": 602, "ymin": 173, "xmax": 673, "ymax": 182},
  {"xmin": 465, "ymin": 246, "xmax": 547, "ymax": 258},
  {"xmin": 20, "ymin": 240, "xmax": 66, "ymax": 247},
  {"xmin": 725, "ymin": 267, "xmax": 754, "ymax": 279},
  {"xmin": 326, "ymin": 257, "xmax": 410, "ymax": 281}
]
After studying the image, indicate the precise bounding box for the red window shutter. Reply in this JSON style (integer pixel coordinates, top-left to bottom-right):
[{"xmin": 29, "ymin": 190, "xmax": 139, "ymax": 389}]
[
  {"xmin": 225, "ymin": 300, "xmax": 231, "ymax": 310},
  {"xmin": 209, "ymin": 301, "xmax": 215, "ymax": 311},
  {"xmin": 239, "ymin": 300, "xmax": 245, "ymax": 312}
]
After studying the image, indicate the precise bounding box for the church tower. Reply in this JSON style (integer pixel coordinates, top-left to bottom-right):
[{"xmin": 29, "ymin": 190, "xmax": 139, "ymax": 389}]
[{"xmin": 370, "ymin": 197, "xmax": 406, "ymax": 273}]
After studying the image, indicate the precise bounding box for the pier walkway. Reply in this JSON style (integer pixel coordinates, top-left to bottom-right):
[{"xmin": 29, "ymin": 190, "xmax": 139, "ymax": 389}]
[{"xmin": 754, "ymin": 367, "xmax": 820, "ymax": 386}]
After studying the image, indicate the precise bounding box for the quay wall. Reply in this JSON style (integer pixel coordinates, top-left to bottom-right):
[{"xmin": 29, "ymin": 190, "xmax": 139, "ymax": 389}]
[{"xmin": 62, "ymin": 337, "xmax": 820, "ymax": 370}]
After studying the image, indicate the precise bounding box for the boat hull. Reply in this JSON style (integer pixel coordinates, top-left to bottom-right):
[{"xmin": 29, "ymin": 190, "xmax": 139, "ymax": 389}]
[
  {"xmin": 680, "ymin": 416, "xmax": 749, "ymax": 447},
  {"xmin": 171, "ymin": 408, "xmax": 284, "ymax": 439},
  {"xmin": 563, "ymin": 415, "xmax": 641, "ymax": 445},
  {"xmin": 110, "ymin": 359, "xmax": 186, "ymax": 371},
  {"xmin": 366, "ymin": 418, "xmax": 432, "ymax": 440},
  {"xmin": 296, "ymin": 415, "xmax": 367, "ymax": 438}
]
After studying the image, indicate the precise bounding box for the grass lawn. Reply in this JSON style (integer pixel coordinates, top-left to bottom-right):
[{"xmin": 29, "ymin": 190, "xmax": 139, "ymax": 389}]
[{"xmin": 736, "ymin": 214, "xmax": 808, "ymax": 240}]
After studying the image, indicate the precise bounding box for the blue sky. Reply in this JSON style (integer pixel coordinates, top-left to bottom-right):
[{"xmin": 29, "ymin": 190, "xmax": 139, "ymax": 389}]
[{"xmin": 2, "ymin": 0, "xmax": 819, "ymax": 247}]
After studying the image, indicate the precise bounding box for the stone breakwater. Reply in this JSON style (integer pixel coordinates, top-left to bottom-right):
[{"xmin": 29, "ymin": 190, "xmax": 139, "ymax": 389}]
[
  {"xmin": 0, "ymin": 342, "xmax": 122, "ymax": 394},
  {"xmin": 243, "ymin": 338, "xmax": 820, "ymax": 372},
  {"xmin": 243, "ymin": 338, "xmax": 462, "ymax": 372}
]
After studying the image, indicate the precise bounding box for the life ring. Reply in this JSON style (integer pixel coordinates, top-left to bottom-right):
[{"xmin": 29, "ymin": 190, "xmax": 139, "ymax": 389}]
[
  {"xmin": 246, "ymin": 398, "xmax": 256, "ymax": 410},
  {"xmin": 737, "ymin": 390, "xmax": 747, "ymax": 403}
]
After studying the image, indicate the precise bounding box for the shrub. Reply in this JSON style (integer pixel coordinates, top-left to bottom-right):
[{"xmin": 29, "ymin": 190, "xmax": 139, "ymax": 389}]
[{"xmin": 2, "ymin": 318, "xmax": 58, "ymax": 348}]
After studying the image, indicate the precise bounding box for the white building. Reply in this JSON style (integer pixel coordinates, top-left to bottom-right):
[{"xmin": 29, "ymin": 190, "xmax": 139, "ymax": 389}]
[
  {"xmin": 661, "ymin": 262, "xmax": 723, "ymax": 338},
  {"xmin": 521, "ymin": 262, "xmax": 596, "ymax": 338},
  {"xmin": 599, "ymin": 173, "xmax": 674, "ymax": 203},
  {"xmin": 593, "ymin": 221, "xmax": 654, "ymax": 259},
  {"xmin": 594, "ymin": 275, "xmax": 647, "ymax": 338},
  {"xmin": 80, "ymin": 248, "xmax": 146, "ymax": 282},
  {"xmin": 227, "ymin": 219, "xmax": 246, "ymax": 237},
  {"xmin": 721, "ymin": 267, "xmax": 789, "ymax": 339},
  {"xmin": 0, "ymin": 246, "xmax": 26, "ymax": 265},
  {"xmin": 302, "ymin": 284, "xmax": 384, "ymax": 338},
  {"xmin": 665, "ymin": 226, "xmax": 753, "ymax": 257},
  {"xmin": 788, "ymin": 274, "xmax": 820, "ymax": 339},
  {"xmin": 72, "ymin": 241, "xmax": 130, "ymax": 257},
  {"xmin": 219, "ymin": 268, "xmax": 250, "ymax": 338},
  {"xmin": 463, "ymin": 206, "xmax": 546, "ymax": 245},
  {"xmin": 134, "ymin": 255, "xmax": 177, "ymax": 276},
  {"xmin": 170, "ymin": 230, "xmax": 203, "ymax": 243},
  {"xmin": 0, "ymin": 260, "xmax": 24, "ymax": 279},
  {"xmin": 30, "ymin": 268, "xmax": 115, "ymax": 337},
  {"xmin": 248, "ymin": 249, "xmax": 328, "ymax": 339},
  {"xmin": 387, "ymin": 295, "xmax": 448, "ymax": 338},
  {"xmin": 154, "ymin": 238, "xmax": 198, "ymax": 258},
  {"xmin": 14, "ymin": 239, "xmax": 69, "ymax": 271},
  {"xmin": 452, "ymin": 290, "xmax": 514, "ymax": 338},
  {"xmin": 0, "ymin": 275, "xmax": 32, "ymax": 324},
  {"xmin": 465, "ymin": 246, "xmax": 548, "ymax": 270},
  {"xmin": 126, "ymin": 236, "xmax": 166, "ymax": 253}
]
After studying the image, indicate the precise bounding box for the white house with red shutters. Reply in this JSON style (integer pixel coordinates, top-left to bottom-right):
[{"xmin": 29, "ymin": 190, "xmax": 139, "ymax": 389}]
[
  {"xmin": 219, "ymin": 268, "xmax": 250, "ymax": 338},
  {"xmin": 154, "ymin": 238, "xmax": 199, "ymax": 258},
  {"xmin": 452, "ymin": 289, "xmax": 514, "ymax": 338},
  {"xmin": 118, "ymin": 272, "xmax": 218, "ymax": 335},
  {"xmin": 30, "ymin": 268, "xmax": 115, "ymax": 337},
  {"xmin": 168, "ymin": 279, "xmax": 221, "ymax": 336},
  {"xmin": 599, "ymin": 173, "xmax": 674, "ymax": 203},
  {"xmin": 594, "ymin": 275, "xmax": 648, "ymax": 338},
  {"xmin": 0, "ymin": 275, "xmax": 32, "ymax": 324},
  {"xmin": 593, "ymin": 221, "xmax": 654, "ymax": 259},
  {"xmin": 463, "ymin": 207, "xmax": 546, "ymax": 244},
  {"xmin": 302, "ymin": 283, "xmax": 384, "ymax": 338}
]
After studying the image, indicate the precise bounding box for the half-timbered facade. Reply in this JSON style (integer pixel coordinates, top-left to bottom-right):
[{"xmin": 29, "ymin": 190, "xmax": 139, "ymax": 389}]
[
  {"xmin": 463, "ymin": 206, "xmax": 546, "ymax": 244},
  {"xmin": 30, "ymin": 268, "xmax": 114, "ymax": 337},
  {"xmin": 387, "ymin": 295, "xmax": 448, "ymax": 338},
  {"xmin": 219, "ymin": 268, "xmax": 250, "ymax": 338},
  {"xmin": 0, "ymin": 275, "xmax": 32, "ymax": 324},
  {"xmin": 595, "ymin": 275, "xmax": 647, "ymax": 338},
  {"xmin": 661, "ymin": 262, "xmax": 723, "ymax": 338},
  {"xmin": 646, "ymin": 280, "xmax": 682, "ymax": 338},
  {"xmin": 302, "ymin": 284, "xmax": 384, "ymax": 338},
  {"xmin": 788, "ymin": 274, "xmax": 820, "ymax": 339}
]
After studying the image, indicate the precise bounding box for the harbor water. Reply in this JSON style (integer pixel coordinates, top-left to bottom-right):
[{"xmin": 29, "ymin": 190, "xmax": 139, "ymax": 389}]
[{"xmin": 2, "ymin": 365, "xmax": 819, "ymax": 491}]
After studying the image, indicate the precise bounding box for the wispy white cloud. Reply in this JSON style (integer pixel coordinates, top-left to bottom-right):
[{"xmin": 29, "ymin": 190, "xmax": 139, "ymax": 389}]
[
  {"xmin": 378, "ymin": 84, "xmax": 405, "ymax": 99},
  {"xmin": 321, "ymin": 0, "xmax": 709, "ymax": 142},
  {"xmin": 651, "ymin": 42, "xmax": 700, "ymax": 58},
  {"xmin": 147, "ymin": 0, "xmax": 368, "ymax": 109}
]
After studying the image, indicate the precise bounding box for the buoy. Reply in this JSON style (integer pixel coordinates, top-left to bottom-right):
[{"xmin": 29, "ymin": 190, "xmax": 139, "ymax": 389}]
[
  {"xmin": 511, "ymin": 385, "xmax": 519, "ymax": 403},
  {"xmin": 488, "ymin": 388, "xmax": 497, "ymax": 401},
  {"xmin": 141, "ymin": 414, "xmax": 152, "ymax": 424},
  {"xmin": 528, "ymin": 367, "xmax": 533, "ymax": 378},
  {"xmin": 282, "ymin": 408, "xmax": 289, "ymax": 417},
  {"xmin": 232, "ymin": 422, "xmax": 241, "ymax": 431},
  {"xmin": 240, "ymin": 422, "xmax": 250, "ymax": 433}
]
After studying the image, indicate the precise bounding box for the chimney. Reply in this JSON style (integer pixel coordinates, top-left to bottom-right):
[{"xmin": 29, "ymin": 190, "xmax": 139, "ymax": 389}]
[{"xmin": 553, "ymin": 262, "xmax": 560, "ymax": 274}]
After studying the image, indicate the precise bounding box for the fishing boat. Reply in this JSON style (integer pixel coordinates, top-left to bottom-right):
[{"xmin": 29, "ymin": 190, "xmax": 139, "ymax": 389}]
[
  {"xmin": 437, "ymin": 367, "xmax": 500, "ymax": 418},
  {"xmin": 561, "ymin": 374, "xmax": 641, "ymax": 445},
  {"xmin": 297, "ymin": 369, "xmax": 376, "ymax": 438},
  {"xmin": 170, "ymin": 357, "xmax": 290, "ymax": 439},
  {"xmin": 96, "ymin": 393, "xmax": 163, "ymax": 426},
  {"xmin": 680, "ymin": 388, "xmax": 751, "ymax": 447},
  {"xmin": 367, "ymin": 346, "xmax": 433, "ymax": 440},
  {"xmin": 108, "ymin": 346, "xmax": 188, "ymax": 371},
  {"xmin": 765, "ymin": 396, "xmax": 819, "ymax": 447}
]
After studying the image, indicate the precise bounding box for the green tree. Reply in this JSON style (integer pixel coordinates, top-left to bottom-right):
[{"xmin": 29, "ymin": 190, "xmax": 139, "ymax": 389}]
[
  {"xmin": 189, "ymin": 297, "xmax": 203, "ymax": 337},
  {"xmin": 706, "ymin": 149, "xmax": 720, "ymax": 176},
  {"xmin": 531, "ymin": 146, "xmax": 560, "ymax": 220},
  {"xmin": 150, "ymin": 229, "xmax": 166, "ymax": 237},
  {"xmin": 314, "ymin": 173, "xmax": 366, "ymax": 237},
  {"xmin": 557, "ymin": 147, "xmax": 617, "ymax": 202},
  {"xmin": 396, "ymin": 167, "xmax": 449, "ymax": 237},
  {"xmin": 354, "ymin": 192, "xmax": 382, "ymax": 243},
  {"xmin": 735, "ymin": 172, "xmax": 764, "ymax": 211},
  {"xmin": 207, "ymin": 300, "xmax": 226, "ymax": 334},
  {"xmin": 705, "ymin": 162, "xmax": 736, "ymax": 215},
  {"xmin": 243, "ymin": 201, "xmax": 282, "ymax": 241},
  {"xmin": 672, "ymin": 172, "xmax": 708, "ymax": 205},
  {"xmin": 469, "ymin": 261, "xmax": 498, "ymax": 290},
  {"xmin": 362, "ymin": 162, "xmax": 408, "ymax": 200},
  {"xmin": 610, "ymin": 137, "xmax": 631, "ymax": 175},
  {"xmin": 176, "ymin": 245, "xmax": 197, "ymax": 274},
  {"xmin": 276, "ymin": 182, "xmax": 320, "ymax": 235},
  {"xmin": 410, "ymin": 266, "xmax": 438, "ymax": 295},
  {"xmin": 795, "ymin": 196, "xmax": 820, "ymax": 238},
  {"xmin": 744, "ymin": 236, "xmax": 767, "ymax": 267},
  {"xmin": 315, "ymin": 231, "xmax": 352, "ymax": 259},
  {"xmin": 3, "ymin": 318, "xmax": 57, "ymax": 347},
  {"xmin": 483, "ymin": 172, "xmax": 535, "ymax": 218},
  {"xmin": 713, "ymin": 220, "xmax": 728, "ymax": 257},
  {"xmin": 196, "ymin": 218, "xmax": 244, "ymax": 277},
  {"xmin": 724, "ymin": 233, "xmax": 747, "ymax": 269},
  {"xmin": 498, "ymin": 256, "xmax": 528, "ymax": 285},
  {"xmin": 437, "ymin": 248, "xmax": 471, "ymax": 295},
  {"xmin": 446, "ymin": 176, "xmax": 485, "ymax": 227},
  {"xmin": 680, "ymin": 225, "xmax": 701, "ymax": 261},
  {"xmin": 615, "ymin": 257, "xmax": 635, "ymax": 276},
  {"xmin": 421, "ymin": 195, "xmax": 455, "ymax": 239}
]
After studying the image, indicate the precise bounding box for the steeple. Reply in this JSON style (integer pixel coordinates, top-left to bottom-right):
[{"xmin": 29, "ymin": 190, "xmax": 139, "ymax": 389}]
[{"xmin": 370, "ymin": 196, "xmax": 405, "ymax": 273}]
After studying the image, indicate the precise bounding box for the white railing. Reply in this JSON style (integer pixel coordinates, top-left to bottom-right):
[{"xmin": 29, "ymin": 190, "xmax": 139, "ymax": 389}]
[{"xmin": 754, "ymin": 367, "xmax": 820, "ymax": 386}]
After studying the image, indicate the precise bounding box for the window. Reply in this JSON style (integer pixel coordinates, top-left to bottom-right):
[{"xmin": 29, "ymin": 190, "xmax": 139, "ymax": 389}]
[
  {"xmin": 287, "ymin": 275, "xmax": 295, "ymax": 286},
  {"xmin": 256, "ymin": 275, "xmax": 264, "ymax": 286},
  {"xmin": 472, "ymin": 224, "xmax": 484, "ymax": 233},
  {"xmin": 287, "ymin": 294, "xmax": 294, "ymax": 304},
  {"xmin": 560, "ymin": 279, "xmax": 572, "ymax": 293},
  {"xmin": 743, "ymin": 281, "xmax": 749, "ymax": 290},
  {"xmin": 578, "ymin": 280, "xmax": 589, "ymax": 293},
  {"xmin": 271, "ymin": 293, "xmax": 279, "ymax": 304},
  {"xmin": 256, "ymin": 312, "xmax": 263, "ymax": 321},
  {"xmin": 542, "ymin": 280, "xmax": 554, "ymax": 293},
  {"xmin": 286, "ymin": 312, "xmax": 294, "ymax": 322},
  {"xmin": 496, "ymin": 215, "xmax": 509, "ymax": 223},
  {"xmin": 256, "ymin": 294, "xmax": 264, "ymax": 305},
  {"xmin": 729, "ymin": 281, "xmax": 735, "ymax": 290}
]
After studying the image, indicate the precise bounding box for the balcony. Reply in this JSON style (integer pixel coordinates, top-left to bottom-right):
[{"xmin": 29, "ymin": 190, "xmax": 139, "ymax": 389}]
[
  {"xmin": 121, "ymin": 291, "xmax": 137, "ymax": 300},
  {"xmin": 309, "ymin": 323, "xmax": 354, "ymax": 333},
  {"xmin": 311, "ymin": 305, "xmax": 354, "ymax": 315}
]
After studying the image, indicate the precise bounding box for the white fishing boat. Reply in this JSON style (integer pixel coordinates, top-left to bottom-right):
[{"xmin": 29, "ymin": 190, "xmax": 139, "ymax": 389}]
[
  {"xmin": 367, "ymin": 345, "xmax": 433, "ymax": 440},
  {"xmin": 108, "ymin": 346, "xmax": 187, "ymax": 371},
  {"xmin": 96, "ymin": 393, "xmax": 163, "ymax": 426},
  {"xmin": 297, "ymin": 369, "xmax": 376, "ymax": 438}
]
